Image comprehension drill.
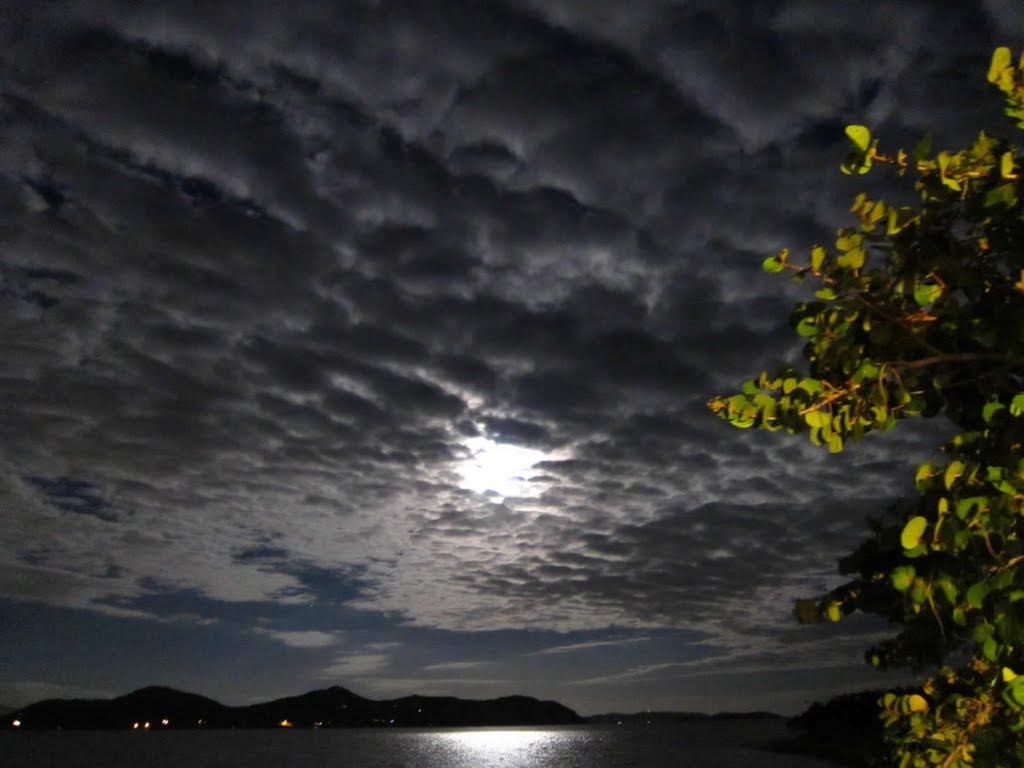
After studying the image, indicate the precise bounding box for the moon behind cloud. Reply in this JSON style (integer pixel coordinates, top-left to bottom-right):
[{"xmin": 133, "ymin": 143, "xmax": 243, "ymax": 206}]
[{"xmin": 456, "ymin": 436, "xmax": 564, "ymax": 501}]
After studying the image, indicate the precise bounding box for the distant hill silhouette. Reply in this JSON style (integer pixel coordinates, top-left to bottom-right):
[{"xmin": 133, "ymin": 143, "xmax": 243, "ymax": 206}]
[{"xmin": 0, "ymin": 685, "xmax": 583, "ymax": 730}]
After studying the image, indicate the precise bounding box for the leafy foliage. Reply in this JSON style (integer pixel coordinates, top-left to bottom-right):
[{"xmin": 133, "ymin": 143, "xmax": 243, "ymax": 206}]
[{"xmin": 708, "ymin": 48, "xmax": 1024, "ymax": 767}]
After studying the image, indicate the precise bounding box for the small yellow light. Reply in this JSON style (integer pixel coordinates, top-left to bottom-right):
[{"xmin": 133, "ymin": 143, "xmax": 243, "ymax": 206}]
[
  {"xmin": 161, "ymin": 719, "xmax": 169, "ymax": 726},
  {"xmin": 133, "ymin": 722, "xmax": 140, "ymax": 730},
  {"xmin": 143, "ymin": 722, "xmax": 151, "ymax": 730},
  {"xmin": 12, "ymin": 719, "xmax": 21, "ymax": 728},
  {"xmin": 278, "ymin": 719, "xmax": 293, "ymax": 728}
]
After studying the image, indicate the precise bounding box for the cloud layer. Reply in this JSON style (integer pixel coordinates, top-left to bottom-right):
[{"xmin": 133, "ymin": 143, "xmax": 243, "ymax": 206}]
[{"xmin": 1, "ymin": 0, "xmax": 1021, "ymax": 711}]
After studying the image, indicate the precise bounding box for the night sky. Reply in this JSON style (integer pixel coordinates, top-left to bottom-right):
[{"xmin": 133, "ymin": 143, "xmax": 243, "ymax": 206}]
[{"xmin": 2, "ymin": 1, "xmax": 1024, "ymax": 717}]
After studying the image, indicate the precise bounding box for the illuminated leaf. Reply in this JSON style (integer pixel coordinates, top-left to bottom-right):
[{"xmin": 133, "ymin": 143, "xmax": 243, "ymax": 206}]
[
  {"xmin": 845, "ymin": 124, "xmax": 872, "ymax": 152},
  {"xmin": 944, "ymin": 461, "xmax": 965, "ymax": 490},
  {"xmin": 915, "ymin": 463, "xmax": 936, "ymax": 490},
  {"xmin": 983, "ymin": 402, "xmax": 1006, "ymax": 423},
  {"xmin": 955, "ymin": 496, "xmax": 987, "ymax": 521},
  {"xmin": 900, "ymin": 517, "xmax": 928, "ymax": 550},
  {"xmin": 891, "ymin": 566, "xmax": 915, "ymax": 592},
  {"xmin": 886, "ymin": 207, "xmax": 917, "ymax": 235},
  {"xmin": 804, "ymin": 410, "xmax": 828, "ymax": 429},
  {"xmin": 837, "ymin": 247, "xmax": 865, "ymax": 270},
  {"xmin": 1011, "ymin": 393, "xmax": 1024, "ymax": 416},
  {"xmin": 1001, "ymin": 151, "xmax": 1015, "ymax": 178},
  {"xmin": 989, "ymin": 47, "xmax": 1012, "ymax": 84},
  {"xmin": 913, "ymin": 282, "xmax": 942, "ymax": 306},
  {"xmin": 796, "ymin": 317, "xmax": 817, "ymax": 337},
  {"xmin": 798, "ymin": 378, "xmax": 823, "ymax": 394},
  {"xmin": 906, "ymin": 694, "xmax": 928, "ymax": 713},
  {"xmin": 810, "ymin": 245, "xmax": 826, "ymax": 271}
]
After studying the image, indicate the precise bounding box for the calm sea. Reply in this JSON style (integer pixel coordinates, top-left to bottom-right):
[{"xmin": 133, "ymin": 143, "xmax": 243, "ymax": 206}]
[{"xmin": 1, "ymin": 720, "xmax": 839, "ymax": 768}]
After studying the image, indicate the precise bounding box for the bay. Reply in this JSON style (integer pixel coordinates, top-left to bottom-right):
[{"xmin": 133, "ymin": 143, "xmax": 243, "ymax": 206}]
[{"xmin": 1, "ymin": 719, "xmax": 839, "ymax": 768}]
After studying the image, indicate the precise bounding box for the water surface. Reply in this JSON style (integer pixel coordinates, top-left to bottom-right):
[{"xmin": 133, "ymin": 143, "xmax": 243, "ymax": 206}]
[{"xmin": 2, "ymin": 719, "xmax": 839, "ymax": 767}]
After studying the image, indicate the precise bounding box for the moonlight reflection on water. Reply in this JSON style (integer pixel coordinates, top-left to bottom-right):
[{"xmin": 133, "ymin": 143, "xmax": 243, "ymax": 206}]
[
  {"xmin": 436, "ymin": 727, "xmax": 585, "ymax": 764},
  {"xmin": 0, "ymin": 723, "xmax": 840, "ymax": 768}
]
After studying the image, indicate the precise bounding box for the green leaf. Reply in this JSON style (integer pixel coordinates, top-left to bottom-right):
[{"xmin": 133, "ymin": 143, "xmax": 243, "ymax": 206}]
[
  {"xmin": 1001, "ymin": 151, "xmax": 1015, "ymax": 178},
  {"xmin": 804, "ymin": 410, "xmax": 828, "ymax": 429},
  {"xmin": 967, "ymin": 581, "xmax": 989, "ymax": 610},
  {"xmin": 913, "ymin": 282, "xmax": 943, "ymax": 306},
  {"xmin": 815, "ymin": 287, "xmax": 838, "ymax": 300},
  {"xmin": 836, "ymin": 247, "xmax": 865, "ymax": 270},
  {"xmin": 798, "ymin": 378, "xmax": 824, "ymax": 394},
  {"xmin": 993, "ymin": 569, "xmax": 1014, "ymax": 591},
  {"xmin": 835, "ymin": 232, "xmax": 860, "ymax": 251},
  {"xmin": 796, "ymin": 317, "xmax": 817, "ymax": 337},
  {"xmin": 941, "ymin": 175, "xmax": 962, "ymax": 192},
  {"xmin": 906, "ymin": 694, "xmax": 928, "ymax": 713},
  {"xmin": 886, "ymin": 207, "xmax": 917, "ymax": 235},
  {"xmin": 937, "ymin": 579, "xmax": 957, "ymax": 604},
  {"xmin": 900, "ymin": 517, "xmax": 928, "ymax": 550},
  {"xmin": 909, "ymin": 581, "xmax": 927, "ymax": 605},
  {"xmin": 984, "ymin": 636, "xmax": 999, "ymax": 662},
  {"xmin": 988, "ymin": 465, "xmax": 1018, "ymax": 495},
  {"xmin": 944, "ymin": 461, "xmax": 965, "ymax": 490},
  {"xmin": 955, "ymin": 496, "xmax": 987, "ymax": 521},
  {"xmin": 845, "ymin": 124, "xmax": 872, "ymax": 152},
  {"xmin": 1011, "ymin": 393, "xmax": 1024, "ymax": 416},
  {"xmin": 810, "ymin": 245, "xmax": 826, "ymax": 271},
  {"xmin": 891, "ymin": 565, "xmax": 916, "ymax": 592},
  {"xmin": 911, "ymin": 132, "xmax": 932, "ymax": 163},
  {"xmin": 989, "ymin": 46, "xmax": 1013, "ymax": 84},
  {"xmin": 762, "ymin": 254, "xmax": 785, "ymax": 273},
  {"xmin": 915, "ymin": 463, "xmax": 936, "ymax": 490},
  {"xmin": 983, "ymin": 402, "xmax": 1006, "ymax": 423},
  {"xmin": 985, "ymin": 183, "xmax": 1018, "ymax": 208}
]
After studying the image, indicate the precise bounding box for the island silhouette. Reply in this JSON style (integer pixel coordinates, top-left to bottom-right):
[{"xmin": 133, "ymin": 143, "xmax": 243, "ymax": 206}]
[{"xmin": 1, "ymin": 685, "xmax": 584, "ymax": 730}]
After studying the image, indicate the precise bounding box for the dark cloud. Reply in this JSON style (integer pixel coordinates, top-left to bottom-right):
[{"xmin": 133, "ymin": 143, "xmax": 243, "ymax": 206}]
[
  {"xmin": 1, "ymin": 0, "xmax": 1021, "ymax": 714},
  {"xmin": 23, "ymin": 476, "xmax": 118, "ymax": 523}
]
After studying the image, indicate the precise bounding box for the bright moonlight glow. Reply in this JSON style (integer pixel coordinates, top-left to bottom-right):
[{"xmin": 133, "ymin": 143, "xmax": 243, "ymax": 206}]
[{"xmin": 457, "ymin": 437, "xmax": 553, "ymax": 500}]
